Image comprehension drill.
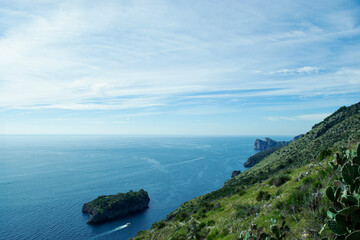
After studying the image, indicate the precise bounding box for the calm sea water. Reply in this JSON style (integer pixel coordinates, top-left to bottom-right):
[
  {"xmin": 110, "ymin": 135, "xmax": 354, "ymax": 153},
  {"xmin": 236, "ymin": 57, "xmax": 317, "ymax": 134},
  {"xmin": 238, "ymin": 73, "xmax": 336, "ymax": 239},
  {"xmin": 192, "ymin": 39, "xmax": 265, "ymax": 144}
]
[{"xmin": 0, "ymin": 135, "xmax": 290, "ymax": 240}]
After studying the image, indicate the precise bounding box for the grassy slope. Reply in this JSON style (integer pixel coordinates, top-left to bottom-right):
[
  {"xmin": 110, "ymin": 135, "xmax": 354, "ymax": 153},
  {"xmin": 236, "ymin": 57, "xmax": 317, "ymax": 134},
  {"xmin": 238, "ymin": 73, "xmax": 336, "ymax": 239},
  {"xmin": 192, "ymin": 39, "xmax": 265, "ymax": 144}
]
[{"xmin": 132, "ymin": 102, "xmax": 360, "ymax": 240}]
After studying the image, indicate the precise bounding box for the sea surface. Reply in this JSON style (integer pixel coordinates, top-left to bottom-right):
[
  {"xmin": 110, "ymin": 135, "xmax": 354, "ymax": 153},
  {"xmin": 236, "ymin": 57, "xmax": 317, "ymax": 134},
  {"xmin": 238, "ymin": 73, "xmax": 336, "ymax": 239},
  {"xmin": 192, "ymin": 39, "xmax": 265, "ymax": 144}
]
[{"xmin": 0, "ymin": 135, "xmax": 291, "ymax": 240}]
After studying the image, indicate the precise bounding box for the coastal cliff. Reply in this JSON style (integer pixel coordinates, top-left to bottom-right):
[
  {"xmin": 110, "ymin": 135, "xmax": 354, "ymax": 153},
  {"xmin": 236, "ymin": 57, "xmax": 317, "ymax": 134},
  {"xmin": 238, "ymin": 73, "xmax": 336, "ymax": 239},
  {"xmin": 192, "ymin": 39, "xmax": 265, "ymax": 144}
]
[
  {"xmin": 82, "ymin": 189, "xmax": 150, "ymax": 224},
  {"xmin": 253, "ymin": 138, "xmax": 288, "ymax": 150}
]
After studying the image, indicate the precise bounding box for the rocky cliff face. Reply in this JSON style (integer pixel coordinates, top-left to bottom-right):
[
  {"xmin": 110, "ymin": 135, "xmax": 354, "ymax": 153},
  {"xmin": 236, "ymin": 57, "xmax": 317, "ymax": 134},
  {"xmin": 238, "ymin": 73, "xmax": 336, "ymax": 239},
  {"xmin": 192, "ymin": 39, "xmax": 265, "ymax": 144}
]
[
  {"xmin": 82, "ymin": 189, "xmax": 150, "ymax": 224},
  {"xmin": 253, "ymin": 138, "xmax": 288, "ymax": 150}
]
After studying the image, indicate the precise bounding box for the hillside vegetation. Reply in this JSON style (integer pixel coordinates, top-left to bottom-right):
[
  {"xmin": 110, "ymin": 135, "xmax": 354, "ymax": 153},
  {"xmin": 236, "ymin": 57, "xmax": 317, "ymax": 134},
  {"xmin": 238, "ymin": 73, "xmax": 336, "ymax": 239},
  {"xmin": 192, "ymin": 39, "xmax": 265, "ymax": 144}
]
[
  {"xmin": 132, "ymin": 102, "xmax": 360, "ymax": 240},
  {"xmin": 243, "ymin": 145, "xmax": 286, "ymax": 168}
]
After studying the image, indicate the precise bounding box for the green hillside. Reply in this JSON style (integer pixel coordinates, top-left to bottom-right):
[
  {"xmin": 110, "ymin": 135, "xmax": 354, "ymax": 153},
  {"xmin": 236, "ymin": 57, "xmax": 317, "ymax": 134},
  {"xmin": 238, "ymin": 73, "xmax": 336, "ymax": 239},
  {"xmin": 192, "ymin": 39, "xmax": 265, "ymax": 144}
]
[{"xmin": 132, "ymin": 102, "xmax": 360, "ymax": 240}]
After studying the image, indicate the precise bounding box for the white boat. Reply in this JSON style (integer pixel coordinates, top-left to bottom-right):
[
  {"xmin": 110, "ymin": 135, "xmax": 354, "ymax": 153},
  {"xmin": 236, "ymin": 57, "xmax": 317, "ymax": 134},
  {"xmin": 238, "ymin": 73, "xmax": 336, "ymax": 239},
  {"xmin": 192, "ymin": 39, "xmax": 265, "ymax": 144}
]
[{"xmin": 125, "ymin": 223, "xmax": 131, "ymax": 227}]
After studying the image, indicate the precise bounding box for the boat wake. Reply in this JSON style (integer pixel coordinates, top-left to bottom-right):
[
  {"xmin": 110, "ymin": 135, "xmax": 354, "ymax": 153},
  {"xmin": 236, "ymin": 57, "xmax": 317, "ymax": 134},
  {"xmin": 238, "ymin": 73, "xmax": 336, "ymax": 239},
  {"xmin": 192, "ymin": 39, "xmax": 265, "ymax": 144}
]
[{"xmin": 91, "ymin": 223, "xmax": 130, "ymax": 239}]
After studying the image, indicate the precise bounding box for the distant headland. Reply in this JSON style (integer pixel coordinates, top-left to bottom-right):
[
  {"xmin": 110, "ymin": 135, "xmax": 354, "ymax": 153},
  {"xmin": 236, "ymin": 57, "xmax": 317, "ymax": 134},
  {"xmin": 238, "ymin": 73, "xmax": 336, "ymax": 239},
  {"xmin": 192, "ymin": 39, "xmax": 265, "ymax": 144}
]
[{"xmin": 244, "ymin": 135, "xmax": 304, "ymax": 168}]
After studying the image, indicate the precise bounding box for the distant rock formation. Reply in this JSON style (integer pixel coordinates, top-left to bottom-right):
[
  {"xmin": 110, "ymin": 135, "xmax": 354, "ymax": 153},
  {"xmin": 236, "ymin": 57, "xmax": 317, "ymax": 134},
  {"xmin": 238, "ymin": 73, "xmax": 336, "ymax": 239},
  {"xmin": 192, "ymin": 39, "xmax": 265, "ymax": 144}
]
[
  {"xmin": 253, "ymin": 138, "xmax": 289, "ymax": 150},
  {"xmin": 82, "ymin": 189, "xmax": 150, "ymax": 224},
  {"xmin": 231, "ymin": 170, "xmax": 241, "ymax": 178},
  {"xmin": 245, "ymin": 135, "xmax": 304, "ymax": 168}
]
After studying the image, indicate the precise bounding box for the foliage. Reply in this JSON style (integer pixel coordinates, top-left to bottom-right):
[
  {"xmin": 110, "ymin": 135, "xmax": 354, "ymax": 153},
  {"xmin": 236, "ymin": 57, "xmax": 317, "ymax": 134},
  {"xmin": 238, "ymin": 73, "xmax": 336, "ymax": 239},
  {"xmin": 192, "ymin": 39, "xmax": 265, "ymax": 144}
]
[
  {"xmin": 236, "ymin": 204, "xmax": 261, "ymax": 218},
  {"xmin": 271, "ymin": 175, "xmax": 291, "ymax": 187},
  {"xmin": 323, "ymin": 143, "xmax": 360, "ymax": 239},
  {"xmin": 175, "ymin": 212, "xmax": 189, "ymax": 222},
  {"xmin": 131, "ymin": 103, "xmax": 360, "ymax": 240},
  {"xmin": 319, "ymin": 149, "xmax": 333, "ymax": 160},
  {"xmin": 256, "ymin": 191, "xmax": 271, "ymax": 201},
  {"xmin": 186, "ymin": 220, "xmax": 209, "ymax": 239},
  {"xmin": 152, "ymin": 220, "xmax": 166, "ymax": 229},
  {"xmin": 87, "ymin": 189, "xmax": 149, "ymax": 213},
  {"xmin": 239, "ymin": 219, "xmax": 290, "ymax": 240}
]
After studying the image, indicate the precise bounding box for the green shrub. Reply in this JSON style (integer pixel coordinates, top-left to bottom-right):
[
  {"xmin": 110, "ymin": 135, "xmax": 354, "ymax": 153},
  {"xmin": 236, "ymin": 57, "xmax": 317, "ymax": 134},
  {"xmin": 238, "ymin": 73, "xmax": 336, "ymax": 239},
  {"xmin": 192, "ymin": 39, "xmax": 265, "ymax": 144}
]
[
  {"xmin": 286, "ymin": 184, "xmax": 312, "ymax": 213},
  {"xmin": 207, "ymin": 228, "xmax": 220, "ymax": 240},
  {"xmin": 275, "ymin": 201, "xmax": 285, "ymax": 210},
  {"xmin": 275, "ymin": 189, "xmax": 283, "ymax": 196},
  {"xmin": 319, "ymin": 149, "xmax": 332, "ymax": 160},
  {"xmin": 151, "ymin": 221, "xmax": 166, "ymax": 229},
  {"xmin": 312, "ymin": 180, "xmax": 322, "ymax": 189},
  {"xmin": 157, "ymin": 221, "xmax": 165, "ymax": 229},
  {"xmin": 235, "ymin": 204, "xmax": 260, "ymax": 218},
  {"xmin": 238, "ymin": 189, "xmax": 246, "ymax": 196},
  {"xmin": 207, "ymin": 220, "xmax": 215, "ymax": 226},
  {"xmin": 187, "ymin": 220, "xmax": 209, "ymax": 239},
  {"xmin": 256, "ymin": 191, "xmax": 271, "ymax": 201},
  {"xmin": 170, "ymin": 234, "xmax": 186, "ymax": 240},
  {"xmin": 272, "ymin": 175, "xmax": 291, "ymax": 187},
  {"xmin": 302, "ymin": 176, "xmax": 314, "ymax": 184},
  {"xmin": 175, "ymin": 212, "xmax": 189, "ymax": 222}
]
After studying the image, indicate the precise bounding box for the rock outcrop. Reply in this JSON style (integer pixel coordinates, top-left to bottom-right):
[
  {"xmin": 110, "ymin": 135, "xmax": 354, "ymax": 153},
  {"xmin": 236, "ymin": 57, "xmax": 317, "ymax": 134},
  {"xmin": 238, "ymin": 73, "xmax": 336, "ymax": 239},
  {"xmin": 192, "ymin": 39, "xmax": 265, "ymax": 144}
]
[
  {"xmin": 82, "ymin": 189, "xmax": 150, "ymax": 224},
  {"xmin": 253, "ymin": 138, "xmax": 288, "ymax": 150}
]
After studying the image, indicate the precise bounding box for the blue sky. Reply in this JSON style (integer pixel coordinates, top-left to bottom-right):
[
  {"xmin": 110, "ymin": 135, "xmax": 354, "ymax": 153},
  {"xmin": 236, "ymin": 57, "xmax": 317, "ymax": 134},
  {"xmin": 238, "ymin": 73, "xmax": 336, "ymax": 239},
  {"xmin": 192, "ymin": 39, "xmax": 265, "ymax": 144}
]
[{"xmin": 0, "ymin": 0, "xmax": 359, "ymax": 135}]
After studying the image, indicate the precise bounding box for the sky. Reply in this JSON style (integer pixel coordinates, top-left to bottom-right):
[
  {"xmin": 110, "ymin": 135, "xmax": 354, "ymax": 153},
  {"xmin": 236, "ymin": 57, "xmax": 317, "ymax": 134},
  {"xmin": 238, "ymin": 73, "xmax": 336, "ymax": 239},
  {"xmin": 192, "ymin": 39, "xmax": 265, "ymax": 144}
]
[{"xmin": 0, "ymin": 0, "xmax": 359, "ymax": 135}]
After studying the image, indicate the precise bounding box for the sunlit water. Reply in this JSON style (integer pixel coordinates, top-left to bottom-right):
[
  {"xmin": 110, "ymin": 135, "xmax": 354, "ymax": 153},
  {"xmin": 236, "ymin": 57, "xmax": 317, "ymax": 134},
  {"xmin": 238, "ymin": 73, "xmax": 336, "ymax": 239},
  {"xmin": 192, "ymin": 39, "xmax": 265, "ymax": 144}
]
[{"xmin": 0, "ymin": 135, "xmax": 290, "ymax": 240}]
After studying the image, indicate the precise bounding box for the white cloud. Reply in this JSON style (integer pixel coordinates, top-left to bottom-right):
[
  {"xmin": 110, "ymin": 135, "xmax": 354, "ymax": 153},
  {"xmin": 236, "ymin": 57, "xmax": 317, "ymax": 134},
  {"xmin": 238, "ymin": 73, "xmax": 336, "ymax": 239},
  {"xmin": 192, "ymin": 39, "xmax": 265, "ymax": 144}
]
[
  {"xmin": 296, "ymin": 113, "xmax": 330, "ymax": 121},
  {"xmin": 265, "ymin": 113, "xmax": 330, "ymax": 122},
  {"xmin": 0, "ymin": 0, "xmax": 359, "ymax": 113},
  {"xmin": 270, "ymin": 66, "xmax": 320, "ymax": 75}
]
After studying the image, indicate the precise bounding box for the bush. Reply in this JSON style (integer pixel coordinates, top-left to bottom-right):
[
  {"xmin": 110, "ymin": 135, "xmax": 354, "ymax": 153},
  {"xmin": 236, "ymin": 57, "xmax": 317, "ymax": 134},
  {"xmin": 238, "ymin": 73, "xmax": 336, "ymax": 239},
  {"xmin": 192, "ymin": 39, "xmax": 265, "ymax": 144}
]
[
  {"xmin": 275, "ymin": 201, "xmax": 285, "ymax": 210},
  {"xmin": 235, "ymin": 204, "xmax": 260, "ymax": 218},
  {"xmin": 207, "ymin": 228, "xmax": 220, "ymax": 240},
  {"xmin": 187, "ymin": 220, "xmax": 209, "ymax": 239},
  {"xmin": 319, "ymin": 149, "xmax": 332, "ymax": 160},
  {"xmin": 302, "ymin": 176, "xmax": 314, "ymax": 184},
  {"xmin": 272, "ymin": 175, "xmax": 291, "ymax": 187},
  {"xmin": 256, "ymin": 191, "xmax": 271, "ymax": 201},
  {"xmin": 238, "ymin": 189, "xmax": 246, "ymax": 196},
  {"xmin": 199, "ymin": 222, "xmax": 206, "ymax": 228},
  {"xmin": 312, "ymin": 181, "xmax": 322, "ymax": 189},
  {"xmin": 275, "ymin": 189, "xmax": 283, "ymax": 196},
  {"xmin": 207, "ymin": 220, "xmax": 215, "ymax": 226},
  {"xmin": 175, "ymin": 212, "xmax": 189, "ymax": 222},
  {"xmin": 152, "ymin": 221, "xmax": 166, "ymax": 229},
  {"xmin": 157, "ymin": 221, "xmax": 165, "ymax": 229}
]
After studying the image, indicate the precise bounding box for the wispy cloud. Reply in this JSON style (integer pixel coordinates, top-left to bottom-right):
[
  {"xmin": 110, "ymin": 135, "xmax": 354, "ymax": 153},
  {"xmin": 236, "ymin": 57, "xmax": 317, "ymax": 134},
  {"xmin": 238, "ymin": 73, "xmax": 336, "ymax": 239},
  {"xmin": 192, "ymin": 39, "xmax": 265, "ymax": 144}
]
[
  {"xmin": 269, "ymin": 66, "xmax": 320, "ymax": 75},
  {"xmin": 0, "ymin": 0, "xmax": 359, "ymax": 134},
  {"xmin": 265, "ymin": 113, "xmax": 331, "ymax": 122}
]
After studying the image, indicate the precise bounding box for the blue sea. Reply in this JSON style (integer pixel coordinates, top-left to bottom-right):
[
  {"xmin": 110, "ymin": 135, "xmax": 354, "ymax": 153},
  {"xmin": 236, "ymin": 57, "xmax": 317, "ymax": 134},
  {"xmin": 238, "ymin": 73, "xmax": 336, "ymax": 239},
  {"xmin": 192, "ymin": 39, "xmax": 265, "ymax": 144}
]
[{"xmin": 0, "ymin": 135, "xmax": 290, "ymax": 240}]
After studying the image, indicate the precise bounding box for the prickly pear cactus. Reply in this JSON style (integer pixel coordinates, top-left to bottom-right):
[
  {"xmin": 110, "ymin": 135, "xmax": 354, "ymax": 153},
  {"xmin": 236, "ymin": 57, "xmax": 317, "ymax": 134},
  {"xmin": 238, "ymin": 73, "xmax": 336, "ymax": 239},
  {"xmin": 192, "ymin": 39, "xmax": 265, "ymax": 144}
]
[
  {"xmin": 238, "ymin": 219, "xmax": 289, "ymax": 240},
  {"xmin": 325, "ymin": 143, "xmax": 360, "ymax": 239}
]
